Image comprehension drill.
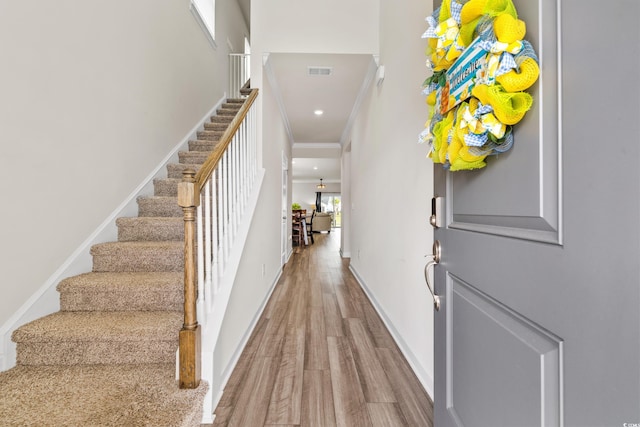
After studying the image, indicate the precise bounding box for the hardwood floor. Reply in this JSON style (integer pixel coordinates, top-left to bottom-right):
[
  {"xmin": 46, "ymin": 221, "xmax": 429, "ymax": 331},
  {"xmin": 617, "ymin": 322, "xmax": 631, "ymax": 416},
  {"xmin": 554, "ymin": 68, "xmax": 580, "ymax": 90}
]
[{"xmin": 210, "ymin": 231, "xmax": 434, "ymax": 426}]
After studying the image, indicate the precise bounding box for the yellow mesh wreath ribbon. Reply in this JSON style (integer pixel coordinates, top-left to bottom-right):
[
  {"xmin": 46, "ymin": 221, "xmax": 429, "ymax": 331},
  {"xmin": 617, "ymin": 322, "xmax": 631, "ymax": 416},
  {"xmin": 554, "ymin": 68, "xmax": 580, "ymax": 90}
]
[
  {"xmin": 493, "ymin": 14, "xmax": 526, "ymax": 43},
  {"xmin": 461, "ymin": 0, "xmax": 518, "ymax": 24},
  {"xmin": 496, "ymin": 57, "xmax": 539, "ymax": 92},
  {"xmin": 472, "ymin": 84, "xmax": 533, "ymax": 125}
]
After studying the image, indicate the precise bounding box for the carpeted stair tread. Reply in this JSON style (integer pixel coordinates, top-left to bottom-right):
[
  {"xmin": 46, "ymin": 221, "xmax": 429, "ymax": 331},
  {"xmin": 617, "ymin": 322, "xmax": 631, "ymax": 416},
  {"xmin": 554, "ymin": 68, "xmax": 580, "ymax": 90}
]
[
  {"xmin": 154, "ymin": 178, "xmax": 181, "ymax": 197},
  {"xmin": 202, "ymin": 123, "xmax": 226, "ymax": 133},
  {"xmin": 117, "ymin": 216, "xmax": 183, "ymax": 241},
  {"xmin": 216, "ymin": 108, "xmax": 239, "ymax": 116},
  {"xmin": 57, "ymin": 272, "xmax": 183, "ymax": 311},
  {"xmin": 221, "ymin": 101, "xmax": 243, "ymax": 109},
  {"xmin": 208, "ymin": 115, "xmax": 233, "ymax": 124},
  {"xmin": 91, "ymin": 241, "xmax": 183, "ymax": 272},
  {"xmin": 13, "ymin": 311, "xmax": 182, "ymax": 365},
  {"xmin": 137, "ymin": 195, "xmax": 182, "ymax": 217},
  {"xmin": 179, "ymin": 151, "xmax": 210, "ymax": 165},
  {"xmin": 0, "ymin": 364, "xmax": 207, "ymax": 426},
  {"xmin": 189, "ymin": 140, "xmax": 218, "ymax": 152},
  {"xmin": 13, "ymin": 311, "xmax": 181, "ymax": 343},
  {"xmin": 204, "ymin": 122, "xmax": 226, "ymax": 132},
  {"xmin": 168, "ymin": 163, "xmax": 201, "ymax": 179},
  {"xmin": 198, "ymin": 128, "xmax": 226, "ymax": 139}
]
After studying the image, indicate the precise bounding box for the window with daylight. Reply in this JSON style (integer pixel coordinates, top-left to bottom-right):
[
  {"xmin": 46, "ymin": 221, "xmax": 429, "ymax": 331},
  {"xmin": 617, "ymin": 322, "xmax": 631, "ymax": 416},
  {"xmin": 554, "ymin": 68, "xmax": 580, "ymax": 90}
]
[
  {"xmin": 191, "ymin": 0, "xmax": 216, "ymax": 47},
  {"xmin": 320, "ymin": 193, "xmax": 342, "ymax": 228}
]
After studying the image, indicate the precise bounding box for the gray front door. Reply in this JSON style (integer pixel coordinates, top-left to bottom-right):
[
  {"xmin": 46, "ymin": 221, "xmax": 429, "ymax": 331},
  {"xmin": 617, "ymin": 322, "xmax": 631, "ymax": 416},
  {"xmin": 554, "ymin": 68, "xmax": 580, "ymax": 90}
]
[{"xmin": 432, "ymin": 1, "xmax": 640, "ymax": 426}]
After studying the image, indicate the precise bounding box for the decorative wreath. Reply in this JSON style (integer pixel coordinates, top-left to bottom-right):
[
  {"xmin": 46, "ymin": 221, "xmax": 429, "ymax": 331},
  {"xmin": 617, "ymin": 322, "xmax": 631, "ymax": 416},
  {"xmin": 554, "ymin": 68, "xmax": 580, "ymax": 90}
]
[{"xmin": 419, "ymin": 0, "xmax": 539, "ymax": 171}]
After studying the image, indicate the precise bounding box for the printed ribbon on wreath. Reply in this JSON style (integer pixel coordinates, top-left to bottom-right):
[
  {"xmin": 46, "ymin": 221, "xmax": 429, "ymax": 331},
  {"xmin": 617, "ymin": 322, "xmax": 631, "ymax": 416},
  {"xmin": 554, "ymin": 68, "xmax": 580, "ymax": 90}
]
[{"xmin": 419, "ymin": 0, "xmax": 540, "ymax": 171}]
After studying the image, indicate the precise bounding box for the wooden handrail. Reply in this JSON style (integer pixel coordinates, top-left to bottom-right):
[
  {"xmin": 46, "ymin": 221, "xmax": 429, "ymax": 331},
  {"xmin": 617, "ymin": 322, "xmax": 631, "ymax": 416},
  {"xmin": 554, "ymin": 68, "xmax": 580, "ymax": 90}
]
[
  {"xmin": 178, "ymin": 88, "xmax": 258, "ymax": 389},
  {"xmin": 194, "ymin": 88, "xmax": 259, "ymax": 191}
]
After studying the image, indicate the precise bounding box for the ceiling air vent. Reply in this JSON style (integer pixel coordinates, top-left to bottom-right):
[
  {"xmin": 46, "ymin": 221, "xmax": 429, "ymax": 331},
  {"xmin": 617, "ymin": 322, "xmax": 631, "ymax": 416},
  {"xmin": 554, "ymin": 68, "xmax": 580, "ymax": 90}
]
[{"xmin": 308, "ymin": 66, "xmax": 333, "ymax": 76}]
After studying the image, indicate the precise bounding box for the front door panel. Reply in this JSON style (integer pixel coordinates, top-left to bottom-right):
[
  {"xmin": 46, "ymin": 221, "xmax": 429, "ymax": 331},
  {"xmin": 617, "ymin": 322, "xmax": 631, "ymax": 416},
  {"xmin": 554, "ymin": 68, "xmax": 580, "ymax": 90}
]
[
  {"xmin": 448, "ymin": 0, "xmax": 560, "ymax": 245},
  {"xmin": 432, "ymin": 1, "xmax": 640, "ymax": 426},
  {"xmin": 446, "ymin": 274, "xmax": 561, "ymax": 427}
]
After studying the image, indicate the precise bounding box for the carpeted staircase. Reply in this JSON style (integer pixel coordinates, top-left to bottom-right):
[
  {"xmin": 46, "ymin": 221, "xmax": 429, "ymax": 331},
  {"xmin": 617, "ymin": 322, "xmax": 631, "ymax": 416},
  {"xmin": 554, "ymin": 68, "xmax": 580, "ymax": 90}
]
[{"xmin": 0, "ymin": 99, "xmax": 246, "ymax": 426}]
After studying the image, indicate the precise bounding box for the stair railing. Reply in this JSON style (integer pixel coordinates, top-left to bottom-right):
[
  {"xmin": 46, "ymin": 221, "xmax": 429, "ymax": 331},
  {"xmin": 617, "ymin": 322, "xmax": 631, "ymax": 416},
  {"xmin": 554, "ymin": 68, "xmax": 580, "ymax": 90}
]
[
  {"xmin": 178, "ymin": 88, "xmax": 259, "ymax": 388},
  {"xmin": 229, "ymin": 54, "xmax": 250, "ymax": 99}
]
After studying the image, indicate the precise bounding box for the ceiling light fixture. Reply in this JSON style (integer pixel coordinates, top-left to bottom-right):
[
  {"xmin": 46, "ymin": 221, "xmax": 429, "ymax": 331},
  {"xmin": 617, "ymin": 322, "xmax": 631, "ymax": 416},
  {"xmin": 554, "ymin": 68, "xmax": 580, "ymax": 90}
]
[
  {"xmin": 317, "ymin": 178, "xmax": 326, "ymax": 189},
  {"xmin": 314, "ymin": 110, "xmax": 324, "ymax": 116}
]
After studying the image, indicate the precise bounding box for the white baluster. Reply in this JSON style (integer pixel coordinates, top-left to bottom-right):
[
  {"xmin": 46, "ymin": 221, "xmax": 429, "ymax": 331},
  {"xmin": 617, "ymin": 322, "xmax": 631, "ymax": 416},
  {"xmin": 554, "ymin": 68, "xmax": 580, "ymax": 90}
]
[
  {"xmin": 203, "ymin": 179, "xmax": 213, "ymax": 310},
  {"xmin": 210, "ymin": 172, "xmax": 219, "ymax": 296},
  {"xmin": 196, "ymin": 198, "xmax": 205, "ymax": 320}
]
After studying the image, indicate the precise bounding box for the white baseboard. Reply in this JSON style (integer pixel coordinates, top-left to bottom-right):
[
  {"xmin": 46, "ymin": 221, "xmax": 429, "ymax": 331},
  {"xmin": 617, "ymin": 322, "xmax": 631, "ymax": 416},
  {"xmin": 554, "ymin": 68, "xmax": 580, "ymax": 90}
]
[
  {"xmin": 0, "ymin": 96, "xmax": 226, "ymax": 372},
  {"xmin": 349, "ymin": 265, "xmax": 435, "ymax": 400}
]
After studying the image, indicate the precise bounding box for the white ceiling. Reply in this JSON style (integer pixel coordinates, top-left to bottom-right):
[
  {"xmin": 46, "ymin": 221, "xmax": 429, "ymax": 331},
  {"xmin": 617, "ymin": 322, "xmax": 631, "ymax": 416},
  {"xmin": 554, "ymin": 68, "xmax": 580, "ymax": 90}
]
[
  {"xmin": 266, "ymin": 53, "xmax": 374, "ymax": 144},
  {"xmin": 266, "ymin": 53, "xmax": 375, "ymax": 182},
  {"xmin": 292, "ymin": 158, "xmax": 341, "ymax": 183},
  {"xmin": 237, "ymin": 1, "xmax": 374, "ymax": 184}
]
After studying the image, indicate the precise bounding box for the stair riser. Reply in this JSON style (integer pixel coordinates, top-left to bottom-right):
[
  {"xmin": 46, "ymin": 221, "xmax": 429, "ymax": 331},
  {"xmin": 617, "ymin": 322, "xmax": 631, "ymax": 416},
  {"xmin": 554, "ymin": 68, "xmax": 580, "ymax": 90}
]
[
  {"xmin": 137, "ymin": 198, "xmax": 182, "ymax": 217},
  {"xmin": 153, "ymin": 179, "xmax": 179, "ymax": 197},
  {"xmin": 167, "ymin": 163, "xmax": 200, "ymax": 179},
  {"xmin": 60, "ymin": 290, "xmax": 182, "ymax": 312},
  {"xmin": 16, "ymin": 341, "xmax": 177, "ymax": 365},
  {"xmin": 198, "ymin": 130, "xmax": 222, "ymax": 143},
  {"xmin": 196, "ymin": 127, "xmax": 227, "ymax": 137},
  {"xmin": 200, "ymin": 123, "xmax": 228, "ymax": 135},
  {"xmin": 117, "ymin": 221, "xmax": 183, "ymax": 241},
  {"xmin": 216, "ymin": 109, "xmax": 238, "ymax": 116},
  {"xmin": 188, "ymin": 141, "xmax": 217, "ymax": 152},
  {"xmin": 179, "ymin": 152, "xmax": 209, "ymax": 165},
  {"xmin": 92, "ymin": 249, "xmax": 183, "ymax": 272},
  {"xmin": 208, "ymin": 116, "xmax": 233, "ymax": 124}
]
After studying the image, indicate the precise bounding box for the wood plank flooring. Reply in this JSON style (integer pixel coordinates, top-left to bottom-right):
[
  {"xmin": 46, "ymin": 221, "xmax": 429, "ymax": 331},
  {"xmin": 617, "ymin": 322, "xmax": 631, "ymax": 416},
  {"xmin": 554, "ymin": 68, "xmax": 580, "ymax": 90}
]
[{"xmin": 210, "ymin": 231, "xmax": 433, "ymax": 426}]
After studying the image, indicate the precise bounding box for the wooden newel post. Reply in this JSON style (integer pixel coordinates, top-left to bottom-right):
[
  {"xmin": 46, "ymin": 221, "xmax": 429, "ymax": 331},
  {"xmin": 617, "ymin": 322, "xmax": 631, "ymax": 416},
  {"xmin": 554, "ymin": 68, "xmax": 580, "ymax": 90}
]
[{"xmin": 178, "ymin": 169, "xmax": 201, "ymax": 389}]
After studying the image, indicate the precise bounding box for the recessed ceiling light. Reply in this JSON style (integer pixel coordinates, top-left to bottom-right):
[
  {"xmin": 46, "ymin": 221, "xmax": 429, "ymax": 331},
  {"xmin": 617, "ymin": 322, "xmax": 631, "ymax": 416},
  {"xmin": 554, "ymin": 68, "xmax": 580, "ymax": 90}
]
[
  {"xmin": 313, "ymin": 166, "xmax": 318, "ymax": 170},
  {"xmin": 314, "ymin": 110, "xmax": 324, "ymax": 116}
]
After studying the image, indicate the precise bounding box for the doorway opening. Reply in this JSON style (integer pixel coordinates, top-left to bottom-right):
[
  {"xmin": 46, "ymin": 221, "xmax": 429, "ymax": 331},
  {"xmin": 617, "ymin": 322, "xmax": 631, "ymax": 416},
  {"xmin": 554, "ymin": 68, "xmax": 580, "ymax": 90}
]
[{"xmin": 320, "ymin": 193, "xmax": 341, "ymax": 228}]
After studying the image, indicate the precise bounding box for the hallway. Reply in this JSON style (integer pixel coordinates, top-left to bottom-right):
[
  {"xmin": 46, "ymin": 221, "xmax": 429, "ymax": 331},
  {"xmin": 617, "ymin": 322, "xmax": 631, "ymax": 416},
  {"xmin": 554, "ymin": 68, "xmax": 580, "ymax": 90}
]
[{"xmin": 211, "ymin": 231, "xmax": 434, "ymax": 426}]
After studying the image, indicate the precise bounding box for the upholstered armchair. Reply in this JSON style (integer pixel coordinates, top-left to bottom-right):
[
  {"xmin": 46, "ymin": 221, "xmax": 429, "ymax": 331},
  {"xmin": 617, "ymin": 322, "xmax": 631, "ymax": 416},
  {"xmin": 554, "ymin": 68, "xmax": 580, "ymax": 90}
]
[{"xmin": 312, "ymin": 212, "xmax": 332, "ymax": 233}]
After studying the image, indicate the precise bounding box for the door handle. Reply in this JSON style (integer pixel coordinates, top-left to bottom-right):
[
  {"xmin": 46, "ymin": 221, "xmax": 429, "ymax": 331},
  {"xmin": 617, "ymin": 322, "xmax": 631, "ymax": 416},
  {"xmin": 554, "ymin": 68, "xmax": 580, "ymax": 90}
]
[{"xmin": 424, "ymin": 241, "xmax": 442, "ymax": 311}]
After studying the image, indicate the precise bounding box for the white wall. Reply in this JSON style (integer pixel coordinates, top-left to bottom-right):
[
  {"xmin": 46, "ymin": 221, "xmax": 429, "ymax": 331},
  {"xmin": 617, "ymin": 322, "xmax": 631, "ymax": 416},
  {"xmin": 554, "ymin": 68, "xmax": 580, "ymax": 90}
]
[
  {"xmin": 348, "ymin": 0, "xmax": 435, "ymax": 396},
  {"xmin": 292, "ymin": 182, "xmax": 341, "ymax": 212},
  {"xmin": 0, "ymin": 0, "xmax": 247, "ymax": 327}
]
